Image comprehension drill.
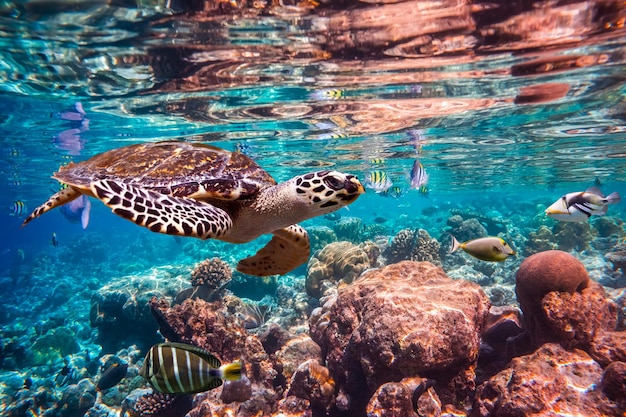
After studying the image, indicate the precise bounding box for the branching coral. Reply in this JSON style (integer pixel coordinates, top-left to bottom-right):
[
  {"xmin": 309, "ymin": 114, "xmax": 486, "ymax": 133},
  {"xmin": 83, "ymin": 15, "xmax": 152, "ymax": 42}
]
[
  {"xmin": 123, "ymin": 391, "xmax": 192, "ymax": 417},
  {"xmin": 190, "ymin": 257, "xmax": 232, "ymax": 288},
  {"xmin": 383, "ymin": 229, "xmax": 441, "ymax": 266}
]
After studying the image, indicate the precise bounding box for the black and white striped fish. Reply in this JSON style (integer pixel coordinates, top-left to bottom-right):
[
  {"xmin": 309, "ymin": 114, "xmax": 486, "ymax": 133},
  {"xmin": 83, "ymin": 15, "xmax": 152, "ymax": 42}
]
[
  {"xmin": 545, "ymin": 187, "xmax": 621, "ymax": 222},
  {"xmin": 139, "ymin": 342, "xmax": 242, "ymax": 394}
]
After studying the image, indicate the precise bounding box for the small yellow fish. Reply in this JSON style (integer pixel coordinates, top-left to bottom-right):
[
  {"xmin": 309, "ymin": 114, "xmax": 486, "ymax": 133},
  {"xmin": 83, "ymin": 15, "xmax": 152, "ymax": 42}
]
[{"xmin": 449, "ymin": 236, "xmax": 515, "ymax": 262}]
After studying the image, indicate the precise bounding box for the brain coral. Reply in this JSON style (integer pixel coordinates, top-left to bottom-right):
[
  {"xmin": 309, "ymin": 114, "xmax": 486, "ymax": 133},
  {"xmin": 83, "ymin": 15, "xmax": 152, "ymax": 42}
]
[
  {"xmin": 306, "ymin": 241, "xmax": 372, "ymax": 298},
  {"xmin": 515, "ymin": 250, "xmax": 590, "ymax": 346}
]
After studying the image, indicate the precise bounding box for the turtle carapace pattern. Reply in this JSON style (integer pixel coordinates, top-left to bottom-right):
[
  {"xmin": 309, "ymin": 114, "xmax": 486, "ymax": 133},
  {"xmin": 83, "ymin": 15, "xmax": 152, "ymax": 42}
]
[{"xmin": 22, "ymin": 141, "xmax": 365, "ymax": 276}]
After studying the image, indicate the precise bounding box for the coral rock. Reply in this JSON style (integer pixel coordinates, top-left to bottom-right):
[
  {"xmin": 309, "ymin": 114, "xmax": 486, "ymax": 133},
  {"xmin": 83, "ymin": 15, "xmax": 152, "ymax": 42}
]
[
  {"xmin": 366, "ymin": 382, "xmax": 418, "ymax": 417},
  {"xmin": 310, "ymin": 261, "xmax": 490, "ymax": 415},
  {"xmin": 540, "ymin": 281, "xmax": 619, "ymax": 362},
  {"xmin": 221, "ymin": 375, "xmax": 252, "ymax": 403},
  {"xmin": 366, "ymin": 376, "xmax": 441, "ymax": 417},
  {"xmin": 473, "ymin": 343, "xmax": 619, "ymax": 417},
  {"xmin": 515, "ymin": 250, "xmax": 590, "ymax": 346},
  {"xmin": 601, "ymin": 361, "xmax": 626, "ymax": 407},
  {"xmin": 285, "ymin": 359, "xmax": 335, "ymax": 412},
  {"xmin": 276, "ymin": 334, "xmax": 323, "ymax": 381},
  {"xmin": 305, "ymin": 241, "xmax": 372, "ymax": 298}
]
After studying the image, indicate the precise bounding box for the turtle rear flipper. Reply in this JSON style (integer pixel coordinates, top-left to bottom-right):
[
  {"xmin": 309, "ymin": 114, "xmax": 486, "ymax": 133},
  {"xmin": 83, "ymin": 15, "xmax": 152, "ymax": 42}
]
[
  {"xmin": 22, "ymin": 186, "xmax": 82, "ymax": 226},
  {"xmin": 90, "ymin": 179, "xmax": 233, "ymax": 239},
  {"xmin": 237, "ymin": 224, "xmax": 310, "ymax": 276}
]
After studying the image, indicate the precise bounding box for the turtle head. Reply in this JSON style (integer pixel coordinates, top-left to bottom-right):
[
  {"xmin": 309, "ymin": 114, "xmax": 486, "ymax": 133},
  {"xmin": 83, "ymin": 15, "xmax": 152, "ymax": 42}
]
[{"xmin": 293, "ymin": 170, "xmax": 365, "ymax": 214}]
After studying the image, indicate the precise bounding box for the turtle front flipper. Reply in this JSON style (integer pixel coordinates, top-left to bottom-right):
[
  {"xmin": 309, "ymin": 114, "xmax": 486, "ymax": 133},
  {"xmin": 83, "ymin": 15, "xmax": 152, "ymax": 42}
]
[
  {"xmin": 237, "ymin": 224, "xmax": 310, "ymax": 276},
  {"xmin": 90, "ymin": 179, "xmax": 233, "ymax": 239},
  {"xmin": 22, "ymin": 186, "xmax": 82, "ymax": 227}
]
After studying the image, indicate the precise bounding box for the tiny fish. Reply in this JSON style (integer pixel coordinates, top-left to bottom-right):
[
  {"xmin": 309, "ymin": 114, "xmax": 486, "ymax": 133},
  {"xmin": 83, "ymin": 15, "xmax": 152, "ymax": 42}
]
[
  {"xmin": 9, "ymin": 200, "xmax": 27, "ymax": 216},
  {"xmin": 369, "ymin": 158, "xmax": 386, "ymax": 166},
  {"xmin": 545, "ymin": 187, "xmax": 621, "ymax": 222},
  {"xmin": 97, "ymin": 362, "xmax": 128, "ymax": 391},
  {"xmin": 381, "ymin": 186, "xmax": 404, "ymax": 199},
  {"xmin": 449, "ymin": 236, "xmax": 515, "ymax": 262},
  {"xmin": 409, "ymin": 160, "xmax": 429, "ymax": 195},
  {"xmin": 140, "ymin": 342, "xmax": 242, "ymax": 394},
  {"xmin": 310, "ymin": 88, "xmax": 345, "ymax": 100},
  {"xmin": 51, "ymin": 232, "xmax": 59, "ymax": 247},
  {"xmin": 366, "ymin": 171, "xmax": 393, "ymax": 193}
]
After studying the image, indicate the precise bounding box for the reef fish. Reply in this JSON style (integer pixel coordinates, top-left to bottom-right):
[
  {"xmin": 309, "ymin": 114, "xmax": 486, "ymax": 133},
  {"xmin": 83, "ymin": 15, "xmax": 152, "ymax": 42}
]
[
  {"xmin": 366, "ymin": 170, "xmax": 393, "ymax": 193},
  {"xmin": 97, "ymin": 362, "xmax": 128, "ymax": 391},
  {"xmin": 409, "ymin": 160, "xmax": 429, "ymax": 194},
  {"xmin": 59, "ymin": 194, "xmax": 91, "ymax": 229},
  {"xmin": 139, "ymin": 342, "xmax": 242, "ymax": 394},
  {"xmin": 545, "ymin": 187, "xmax": 621, "ymax": 222},
  {"xmin": 9, "ymin": 200, "xmax": 27, "ymax": 216},
  {"xmin": 449, "ymin": 236, "xmax": 515, "ymax": 262}
]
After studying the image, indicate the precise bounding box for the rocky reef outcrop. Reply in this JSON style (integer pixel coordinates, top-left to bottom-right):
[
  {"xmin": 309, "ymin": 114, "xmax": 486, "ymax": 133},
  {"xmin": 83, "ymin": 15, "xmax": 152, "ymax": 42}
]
[
  {"xmin": 309, "ymin": 261, "xmax": 490, "ymax": 415},
  {"xmin": 473, "ymin": 343, "xmax": 619, "ymax": 416}
]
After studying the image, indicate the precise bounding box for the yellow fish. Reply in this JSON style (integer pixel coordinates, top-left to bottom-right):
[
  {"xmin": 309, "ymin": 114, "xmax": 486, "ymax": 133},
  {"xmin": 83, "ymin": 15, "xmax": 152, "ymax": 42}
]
[{"xmin": 449, "ymin": 236, "xmax": 515, "ymax": 262}]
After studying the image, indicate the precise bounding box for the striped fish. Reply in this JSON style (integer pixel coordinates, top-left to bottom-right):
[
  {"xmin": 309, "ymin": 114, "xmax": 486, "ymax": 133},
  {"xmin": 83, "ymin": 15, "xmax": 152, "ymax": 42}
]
[
  {"xmin": 9, "ymin": 200, "xmax": 27, "ymax": 216},
  {"xmin": 139, "ymin": 342, "xmax": 242, "ymax": 394},
  {"xmin": 365, "ymin": 170, "xmax": 393, "ymax": 193}
]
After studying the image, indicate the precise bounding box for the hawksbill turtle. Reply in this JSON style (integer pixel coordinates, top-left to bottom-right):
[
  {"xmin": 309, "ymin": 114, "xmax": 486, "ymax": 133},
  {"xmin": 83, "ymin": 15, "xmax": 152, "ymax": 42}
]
[{"xmin": 22, "ymin": 141, "xmax": 365, "ymax": 276}]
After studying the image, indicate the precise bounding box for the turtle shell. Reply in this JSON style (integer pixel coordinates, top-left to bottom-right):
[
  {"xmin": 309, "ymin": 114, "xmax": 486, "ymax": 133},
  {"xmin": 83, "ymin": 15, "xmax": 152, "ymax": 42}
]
[{"xmin": 54, "ymin": 141, "xmax": 277, "ymax": 200}]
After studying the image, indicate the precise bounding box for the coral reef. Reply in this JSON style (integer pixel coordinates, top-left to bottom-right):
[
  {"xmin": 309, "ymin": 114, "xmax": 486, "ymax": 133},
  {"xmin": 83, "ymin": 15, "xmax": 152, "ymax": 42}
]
[
  {"xmin": 281, "ymin": 359, "xmax": 335, "ymax": 414},
  {"xmin": 473, "ymin": 343, "xmax": 620, "ymax": 416},
  {"xmin": 606, "ymin": 242, "xmax": 626, "ymax": 272},
  {"xmin": 148, "ymin": 297, "xmax": 280, "ymax": 416},
  {"xmin": 307, "ymin": 226, "xmax": 338, "ymax": 254},
  {"xmin": 383, "ymin": 228, "xmax": 441, "ymax": 265},
  {"xmin": 449, "ymin": 208, "xmax": 507, "ymax": 236},
  {"xmin": 122, "ymin": 389, "xmax": 193, "ymax": 417},
  {"xmin": 523, "ymin": 225, "xmax": 557, "ymax": 256},
  {"xmin": 514, "ymin": 250, "xmax": 590, "ymax": 348},
  {"xmin": 445, "ymin": 215, "xmax": 487, "ymax": 242},
  {"xmin": 305, "ymin": 241, "xmax": 372, "ymax": 298},
  {"xmin": 553, "ymin": 221, "xmax": 597, "ymax": 251},
  {"xmin": 593, "ymin": 216, "xmax": 625, "ymax": 238},
  {"xmin": 89, "ymin": 267, "xmax": 189, "ymax": 352},
  {"xmin": 309, "ymin": 261, "xmax": 490, "ymax": 415},
  {"xmin": 191, "ymin": 257, "xmax": 232, "ymax": 288},
  {"xmin": 332, "ymin": 217, "xmax": 364, "ymax": 243}
]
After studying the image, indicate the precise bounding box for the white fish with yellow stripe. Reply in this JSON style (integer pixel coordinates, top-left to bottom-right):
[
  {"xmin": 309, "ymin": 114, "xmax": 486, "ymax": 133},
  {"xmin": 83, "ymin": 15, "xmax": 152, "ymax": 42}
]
[{"xmin": 139, "ymin": 342, "xmax": 242, "ymax": 394}]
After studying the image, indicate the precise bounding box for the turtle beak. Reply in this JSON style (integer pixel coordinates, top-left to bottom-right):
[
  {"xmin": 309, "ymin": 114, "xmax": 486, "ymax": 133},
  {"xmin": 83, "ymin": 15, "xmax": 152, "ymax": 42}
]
[{"xmin": 347, "ymin": 176, "xmax": 365, "ymax": 195}]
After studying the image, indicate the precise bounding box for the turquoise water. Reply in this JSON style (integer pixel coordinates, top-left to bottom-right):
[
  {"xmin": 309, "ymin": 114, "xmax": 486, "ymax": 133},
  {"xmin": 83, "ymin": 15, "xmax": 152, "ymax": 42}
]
[{"xmin": 1, "ymin": 1, "xmax": 626, "ymax": 416}]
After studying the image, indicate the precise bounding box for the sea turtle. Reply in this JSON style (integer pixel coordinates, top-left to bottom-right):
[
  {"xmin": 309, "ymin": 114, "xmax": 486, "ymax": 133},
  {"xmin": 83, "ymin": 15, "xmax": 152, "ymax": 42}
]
[{"xmin": 22, "ymin": 141, "xmax": 364, "ymax": 276}]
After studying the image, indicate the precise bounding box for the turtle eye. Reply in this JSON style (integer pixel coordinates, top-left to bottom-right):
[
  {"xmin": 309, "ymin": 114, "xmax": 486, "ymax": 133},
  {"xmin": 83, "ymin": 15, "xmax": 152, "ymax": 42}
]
[{"xmin": 324, "ymin": 176, "xmax": 343, "ymax": 190}]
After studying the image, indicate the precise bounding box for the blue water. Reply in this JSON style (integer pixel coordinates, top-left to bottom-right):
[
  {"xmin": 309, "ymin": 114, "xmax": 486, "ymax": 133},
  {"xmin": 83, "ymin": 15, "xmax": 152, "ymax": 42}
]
[{"xmin": 1, "ymin": 0, "xmax": 625, "ymax": 415}]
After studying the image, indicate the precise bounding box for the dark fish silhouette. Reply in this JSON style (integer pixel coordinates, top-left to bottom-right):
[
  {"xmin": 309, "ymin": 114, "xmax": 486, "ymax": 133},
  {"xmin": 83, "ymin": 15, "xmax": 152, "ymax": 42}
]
[{"xmin": 97, "ymin": 362, "xmax": 128, "ymax": 391}]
